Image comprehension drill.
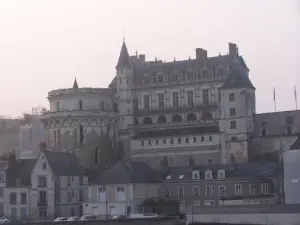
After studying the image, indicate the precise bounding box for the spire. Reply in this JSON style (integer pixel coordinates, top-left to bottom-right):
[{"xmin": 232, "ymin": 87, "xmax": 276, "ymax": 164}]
[
  {"xmin": 116, "ymin": 40, "xmax": 131, "ymax": 69},
  {"xmin": 73, "ymin": 78, "xmax": 79, "ymax": 89}
]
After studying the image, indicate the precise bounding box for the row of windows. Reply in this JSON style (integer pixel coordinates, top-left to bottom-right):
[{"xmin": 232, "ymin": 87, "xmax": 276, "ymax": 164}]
[
  {"xmin": 53, "ymin": 126, "xmax": 84, "ymax": 145},
  {"xmin": 55, "ymin": 100, "xmax": 106, "ymax": 112},
  {"xmin": 136, "ymin": 92, "xmax": 235, "ymax": 111},
  {"xmin": 261, "ymin": 126, "xmax": 293, "ymax": 137},
  {"xmin": 98, "ymin": 187, "xmax": 125, "ymax": 201},
  {"xmin": 140, "ymin": 112, "xmax": 213, "ymax": 125},
  {"xmin": 141, "ymin": 135, "xmax": 214, "ymax": 146},
  {"xmin": 164, "ymin": 183, "xmax": 269, "ymax": 197},
  {"xmin": 9, "ymin": 192, "xmax": 27, "ymax": 205},
  {"xmin": 136, "ymin": 68, "xmax": 226, "ymax": 85},
  {"xmin": 141, "ymin": 90, "xmax": 218, "ymax": 110}
]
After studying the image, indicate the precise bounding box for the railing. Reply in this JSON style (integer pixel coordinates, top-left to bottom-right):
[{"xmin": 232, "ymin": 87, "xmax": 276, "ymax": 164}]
[
  {"xmin": 134, "ymin": 103, "xmax": 219, "ymax": 115},
  {"xmin": 40, "ymin": 109, "xmax": 118, "ymax": 119},
  {"xmin": 128, "ymin": 119, "xmax": 219, "ymax": 130}
]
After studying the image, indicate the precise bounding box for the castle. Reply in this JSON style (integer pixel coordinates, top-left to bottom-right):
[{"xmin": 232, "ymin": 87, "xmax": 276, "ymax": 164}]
[{"xmin": 40, "ymin": 41, "xmax": 300, "ymax": 169}]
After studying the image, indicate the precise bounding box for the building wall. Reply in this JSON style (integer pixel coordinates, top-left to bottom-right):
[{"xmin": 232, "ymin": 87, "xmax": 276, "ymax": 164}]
[
  {"xmin": 0, "ymin": 168, "xmax": 6, "ymax": 216},
  {"xmin": 84, "ymin": 183, "xmax": 159, "ymax": 217},
  {"xmin": 283, "ymin": 149, "xmax": 300, "ymax": 204},
  {"xmin": 85, "ymin": 183, "xmax": 134, "ymax": 217},
  {"xmin": 19, "ymin": 118, "xmax": 46, "ymax": 159},
  {"xmin": 219, "ymin": 88, "xmax": 255, "ymax": 163},
  {"xmin": 48, "ymin": 88, "xmax": 113, "ymax": 113},
  {"xmin": 131, "ymin": 134, "xmax": 219, "ymax": 151},
  {"xmin": 161, "ymin": 177, "xmax": 276, "ymax": 209},
  {"xmin": 4, "ymin": 187, "xmax": 30, "ymax": 220},
  {"xmin": 132, "ymin": 151, "xmax": 221, "ymax": 168},
  {"xmin": 56, "ymin": 176, "xmax": 88, "ymax": 217},
  {"xmin": 187, "ymin": 212, "xmax": 300, "ymax": 225},
  {"xmin": 133, "ymin": 183, "xmax": 160, "ymax": 205},
  {"xmin": 30, "ymin": 152, "xmax": 55, "ymax": 220}
]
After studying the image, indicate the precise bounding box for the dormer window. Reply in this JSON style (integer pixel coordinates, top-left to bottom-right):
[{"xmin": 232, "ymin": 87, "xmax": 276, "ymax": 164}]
[
  {"xmin": 287, "ymin": 126, "xmax": 293, "ymax": 135},
  {"xmin": 205, "ymin": 170, "xmax": 213, "ymax": 179},
  {"xmin": 218, "ymin": 169, "xmax": 225, "ymax": 179},
  {"xmin": 261, "ymin": 128, "xmax": 267, "ymax": 137},
  {"xmin": 192, "ymin": 171, "xmax": 200, "ymax": 180},
  {"xmin": 178, "ymin": 174, "xmax": 184, "ymax": 180},
  {"xmin": 166, "ymin": 175, "xmax": 171, "ymax": 180}
]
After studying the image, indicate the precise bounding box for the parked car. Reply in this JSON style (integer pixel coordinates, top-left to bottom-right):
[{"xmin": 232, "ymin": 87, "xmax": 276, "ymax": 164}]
[
  {"xmin": 67, "ymin": 217, "xmax": 80, "ymax": 221},
  {"xmin": 80, "ymin": 215, "xmax": 96, "ymax": 221},
  {"xmin": 111, "ymin": 215, "xmax": 128, "ymax": 219},
  {"xmin": 53, "ymin": 217, "xmax": 68, "ymax": 222},
  {"xmin": 0, "ymin": 217, "xmax": 9, "ymax": 223}
]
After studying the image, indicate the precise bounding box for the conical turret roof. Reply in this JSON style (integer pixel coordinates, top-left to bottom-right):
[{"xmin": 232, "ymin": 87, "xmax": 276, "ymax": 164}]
[
  {"xmin": 73, "ymin": 78, "xmax": 79, "ymax": 89},
  {"xmin": 116, "ymin": 41, "xmax": 131, "ymax": 69}
]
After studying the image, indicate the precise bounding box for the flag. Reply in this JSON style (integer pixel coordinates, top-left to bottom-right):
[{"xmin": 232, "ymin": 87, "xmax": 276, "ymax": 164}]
[
  {"xmin": 273, "ymin": 87, "xmax": 276, "ymax": 101},
  {"xmin": 295, "ymin": 86, "xmax": 297, "ymax": 101}
]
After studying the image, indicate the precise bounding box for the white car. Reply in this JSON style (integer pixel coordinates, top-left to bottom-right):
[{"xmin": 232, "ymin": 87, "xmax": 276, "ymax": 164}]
[
  {"xmin": 0, "ymin": 217, "xmax": 9, "ymax": 223},
  {"xmin": 53, "ymin": 217, "xmax": 68, "ymax": 222},
  {"xmin": 67, "ymin": 216, "xmax": 80, "ymax": 221},
  {"xmin": 111, "ymin": 215, "xmax": 128, "ymax": 219},
  {"xmin": 80, "ymin": 215, "xmax": 96, "ymax": 221}
]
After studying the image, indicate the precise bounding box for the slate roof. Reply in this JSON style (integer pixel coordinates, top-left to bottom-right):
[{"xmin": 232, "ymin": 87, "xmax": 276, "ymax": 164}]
[
  {"xmin": 73, "ymin": 78, "xmax": 79, "ymax": 89},
  {"xmin": 163, "ymin": 162, "xmax": 278, "ymax": 182},
  {"xmin": 222, "ymin": 69, "xmax": 255, "ymax": 90},
  {"xmin": 116, "ymin": 41, "xmax": 132, "ymax": 69},
  {"xmin": 132, "ymin": 126, "xmax": 219, "ymax": 139},
  {"xmin": 290, "ymin": 136, "xmax": 300, "ymax": 150},
  {"xmin": 91, "ymin": 160, "xmax": 157, "ymax": 184},
  {"xmin": 6, "ymin": 159, "xmax": 37, "ymax": 187},
  {"xmin": 133, "ymin": 55, "xmax": 230, "ymax": 74},
  {"xmin": 43, "ymin": 151, "xmax": 87, "ymax": 176}
]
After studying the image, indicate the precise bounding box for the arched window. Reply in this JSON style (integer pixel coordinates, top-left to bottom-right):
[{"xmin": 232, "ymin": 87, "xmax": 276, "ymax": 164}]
[
  {"xmin": 113, "ymin": 102, "xmax": 118, "ymax": 112},
  {"xmin": 143, "ymin": 117, "xmax": 153, "ymax": 124},
  {"xmin": 261, "ymin": 128, "xmax": 267, "ymax": 137},
  {"xmin": 172, "ymin": 114, "xmax": 182, "ymax": 122},
  {"xmin": 202, "ymin": 111, "xmax": 213, "ymax": 120},
  {"xmin": 79, "ymin": 126, "xmax": 84, "ymax": 143},
  {"xmin": 287, "ymin": 126, "xmax": 292, "ymax": 135},
  {"xmin": 78, "ymin": 100, "xmax": 83, "ymax": 110},
  {"xmin": 158, "ymin": 75, "xmax": 164, "ymax": 83},
  {"xmin": 187, "ymin": 113, "xmax": 197, "ymax": 122},
  {"xmin": 134, "ymin": 119, "xmax": 139, "ymax": 124},
  {"xmin": 53, "ymin": 130, "xmax": 57, "ymax": 145},
  {"xmin": 94, "ymin": 147, "xmax": 99, "ymax": 164},
  {"xmin": 157, "ymin": 115, "xmax": 167, "ymax": 124}
]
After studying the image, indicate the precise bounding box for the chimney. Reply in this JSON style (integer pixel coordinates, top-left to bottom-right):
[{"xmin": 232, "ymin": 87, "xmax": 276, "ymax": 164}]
[
  {"xmin": 196, "ymin": 48, "xmax": 207, "ymax": 60},
  {"xmin": 139, "ymin": 54, "xmax": 146, "ymax": 63},
  {"xmin": 8, "ymin": 151, "xmax": 17, "ymax": 168},
  {"xmin": 229, "ymin": 43, "xmax": 239, "ymax": 56}
]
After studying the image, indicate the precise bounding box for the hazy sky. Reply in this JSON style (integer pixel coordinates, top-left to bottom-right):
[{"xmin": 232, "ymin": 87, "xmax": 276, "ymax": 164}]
[{"xmin": 0, "ymin": 0, "xmax": 299, "ymax": 117}]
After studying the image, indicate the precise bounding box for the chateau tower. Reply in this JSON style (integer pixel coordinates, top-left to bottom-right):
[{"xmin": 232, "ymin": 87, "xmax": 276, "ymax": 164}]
[
  {"xmin": 219, "ymin": 44, "xmax": 256, "ymax": 163},
  {"xmin": 116, "ymin": 41, "xmax": 135, "ymax": 154}
]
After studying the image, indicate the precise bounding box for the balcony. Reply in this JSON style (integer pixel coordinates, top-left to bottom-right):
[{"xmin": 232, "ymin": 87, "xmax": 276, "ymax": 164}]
[
  {"xmin": 134, "ymin": 102, "xmax": 219, "ymax": 116},
  {"xmin": 128, "ymin": 119, "xmax": 219, "ymax": 130},
  {"xmin": 40, "ymin": 109, "xmax": 118, "ymax": 120},
  {"xmin": 38, "ymin": 200, "xmax": 48, "ymax": 206}
]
